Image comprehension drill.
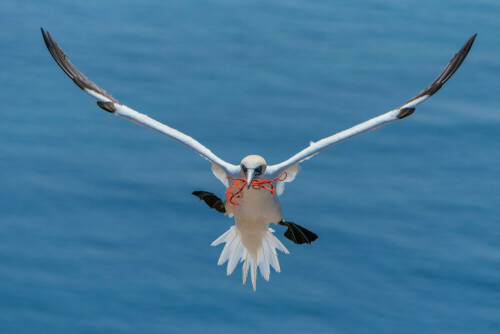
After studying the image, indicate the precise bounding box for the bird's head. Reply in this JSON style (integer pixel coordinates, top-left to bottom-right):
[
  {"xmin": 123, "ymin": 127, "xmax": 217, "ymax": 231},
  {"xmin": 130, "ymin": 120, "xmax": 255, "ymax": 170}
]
[{"xmin": 240, "ymin": 155, "xmax": 267, "ymax": 188}]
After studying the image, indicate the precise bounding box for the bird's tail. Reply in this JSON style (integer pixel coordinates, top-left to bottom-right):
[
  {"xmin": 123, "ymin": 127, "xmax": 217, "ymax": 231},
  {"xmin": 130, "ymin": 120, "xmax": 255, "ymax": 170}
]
[{"xmin": 211, "ymin": 225, "xmax": 289, "ymax": 291}]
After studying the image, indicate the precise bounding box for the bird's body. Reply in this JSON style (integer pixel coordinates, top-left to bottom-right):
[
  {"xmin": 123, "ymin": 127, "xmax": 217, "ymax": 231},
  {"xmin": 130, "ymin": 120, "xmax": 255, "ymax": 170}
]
[
  {"xmin": 225, "ymin": 156, "xmax": 282, "ymax": 224},
  {"xmin": 41, "ymin": 28, "xmax": 476, "ymax": 290},
  {"xmin": 212, "ymin": 155, "xmax": 289, "ymax": 289},
  {"xmin": 228, "ymin": 182, "xmax": 282, "ymax": 231}
]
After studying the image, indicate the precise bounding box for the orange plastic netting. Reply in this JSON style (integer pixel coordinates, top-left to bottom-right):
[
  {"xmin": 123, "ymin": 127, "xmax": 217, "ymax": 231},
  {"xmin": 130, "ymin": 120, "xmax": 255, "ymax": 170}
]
[{"xmin": 225, "ymin": 172, "xmax": 287, "ymax": 205}]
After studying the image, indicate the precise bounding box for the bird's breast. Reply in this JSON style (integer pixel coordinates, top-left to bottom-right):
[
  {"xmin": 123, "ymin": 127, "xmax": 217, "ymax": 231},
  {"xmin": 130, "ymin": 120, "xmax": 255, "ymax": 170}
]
[{"xmin": 225, "ymin": 185, "xmax": 282, "ymax": 225}]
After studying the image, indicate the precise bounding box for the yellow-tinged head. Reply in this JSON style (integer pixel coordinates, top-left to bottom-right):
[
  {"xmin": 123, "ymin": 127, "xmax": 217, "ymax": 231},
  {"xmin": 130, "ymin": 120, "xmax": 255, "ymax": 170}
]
[{"xmin": 240, "ymin": 155, "xmax": 267, "ymax": 187}]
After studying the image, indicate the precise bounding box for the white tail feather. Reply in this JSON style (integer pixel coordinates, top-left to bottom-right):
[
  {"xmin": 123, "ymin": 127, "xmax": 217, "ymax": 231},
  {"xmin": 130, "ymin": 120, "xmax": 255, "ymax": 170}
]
[
  {"xmin": 258, "ymin": 248, "xmax": 270, "ymax": 281},
  {"xmin": 211, "ymin": 227, "xmax": 234, "ymax": 246},
  {"xmin": 212, "ymin": 225, "xmax": 289, "ymax": 291},
  {"xmin": 251, "ymin": 259, "xmax": 257, "ymax": 291},
  {"xmin": 264, "ymin": 233, "xmax": 280, "ymax": 272},
  {"xmin": 242, "ymin": 258, "xmax": 249, "ymax": 284},
  {"xmin": 227, "ymin": 238, "xmax": 243, "ymax": 275}
]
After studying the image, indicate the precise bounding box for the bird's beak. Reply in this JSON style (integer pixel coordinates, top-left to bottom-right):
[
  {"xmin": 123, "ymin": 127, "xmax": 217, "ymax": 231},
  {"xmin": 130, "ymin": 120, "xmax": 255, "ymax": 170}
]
[{"xmin": 246, "ymin": 169, "xmax": 255, "ymax": 189}]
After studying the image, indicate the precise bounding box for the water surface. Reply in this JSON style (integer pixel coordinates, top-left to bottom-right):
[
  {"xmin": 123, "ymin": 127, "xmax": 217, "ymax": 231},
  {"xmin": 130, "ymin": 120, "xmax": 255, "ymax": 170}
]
[{"xmin": 0, "ymin": 1, "xmax": 499, "ymax": 333}]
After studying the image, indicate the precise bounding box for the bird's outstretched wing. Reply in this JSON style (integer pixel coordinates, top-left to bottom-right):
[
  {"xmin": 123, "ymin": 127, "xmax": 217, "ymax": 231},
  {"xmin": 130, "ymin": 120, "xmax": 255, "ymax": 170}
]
[
  {"xmin": 41, "ymin": 28, "xmax": 239, "ymax": 186},
  {"xmin": 266, "ymin": 34, "xmax": 476, "ymax": 184}
]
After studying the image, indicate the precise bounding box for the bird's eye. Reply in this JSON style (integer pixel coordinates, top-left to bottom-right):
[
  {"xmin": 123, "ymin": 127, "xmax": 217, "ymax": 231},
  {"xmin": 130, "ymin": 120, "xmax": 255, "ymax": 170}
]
[
  {"xmin": 255, "ymin": 166, "xmax": 262, "ymax": 174},
  {"xmin": 242, "ymin": 165, "xmax": 247, "ymax": 173}
]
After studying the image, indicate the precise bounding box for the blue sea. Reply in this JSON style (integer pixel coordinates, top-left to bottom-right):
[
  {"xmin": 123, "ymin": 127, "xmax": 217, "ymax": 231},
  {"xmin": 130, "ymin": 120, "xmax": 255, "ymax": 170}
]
[{"xmin": 1, "ymin": 1, "xmax": 499, "ymax": 333}]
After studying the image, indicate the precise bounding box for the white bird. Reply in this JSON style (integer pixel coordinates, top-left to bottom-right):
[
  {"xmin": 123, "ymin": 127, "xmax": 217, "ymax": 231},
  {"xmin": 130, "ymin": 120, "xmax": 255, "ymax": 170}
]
[{"xmin": 42, "ymin": 28, "xmax": 476, "ymax": 290}]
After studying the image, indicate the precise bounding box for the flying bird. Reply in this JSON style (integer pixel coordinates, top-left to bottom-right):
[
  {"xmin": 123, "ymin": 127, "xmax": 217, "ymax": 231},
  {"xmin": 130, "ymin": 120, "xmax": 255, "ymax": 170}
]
[{"xmin": 41, "ymin": 28, "xmax": 476, "ymax": 290}]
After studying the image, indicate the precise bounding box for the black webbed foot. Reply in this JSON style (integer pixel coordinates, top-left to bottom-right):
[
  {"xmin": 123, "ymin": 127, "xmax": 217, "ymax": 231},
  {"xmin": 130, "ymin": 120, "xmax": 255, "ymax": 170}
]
[
  {"xmin": 279, "ymin": 220, "xmax": 318, "ymax": 245},
  {"xmin": 192, "ymin": 191, "xmax": 226, "ymax": 214}
]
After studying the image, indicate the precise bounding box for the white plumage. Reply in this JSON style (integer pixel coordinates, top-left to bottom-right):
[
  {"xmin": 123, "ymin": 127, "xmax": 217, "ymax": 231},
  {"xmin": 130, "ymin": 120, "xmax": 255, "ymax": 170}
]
[
  {"xmin": 41, "ymin": 28, "xmax": 476, "ymax": 290},
  {"xmin": 212, "ymin": 226, "xmax": 288, "ymax": 289}
]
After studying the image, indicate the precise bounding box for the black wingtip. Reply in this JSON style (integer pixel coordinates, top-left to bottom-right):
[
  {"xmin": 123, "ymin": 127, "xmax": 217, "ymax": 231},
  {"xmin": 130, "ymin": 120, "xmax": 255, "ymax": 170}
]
[
  {"xmin": 41, "ymin": 28, "xmax": 120, "ymax": 104},
  {"xmin": 419, "ymin": 34, "xmax": 476, "ymax": 97},
  {"xmin": 397, "ymin": 34, "xmax": 477, "ymax": 111},
  {"xmin": 462, "ymin": 33, "xmax": 477, "ymax": 58},
  {"xmin": 40, "ymin": 27, "xmax": 50, "ymax": 49}
]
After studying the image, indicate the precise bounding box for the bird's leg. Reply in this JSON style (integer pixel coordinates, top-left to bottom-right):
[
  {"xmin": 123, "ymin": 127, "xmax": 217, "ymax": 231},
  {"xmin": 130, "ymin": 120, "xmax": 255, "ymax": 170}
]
[
  {"xmin": 192, "ymin": 191, "xmax": 226, "ymax": 214},
  {"xmin": 278, "ymin": 220, "xmax": 318, "ymax": 245}
]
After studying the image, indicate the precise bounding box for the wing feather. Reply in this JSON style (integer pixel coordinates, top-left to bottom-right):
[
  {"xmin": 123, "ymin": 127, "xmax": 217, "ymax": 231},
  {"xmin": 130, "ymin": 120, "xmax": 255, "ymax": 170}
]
[
  {"xmin": 267, "ymin": 34, "xmax": 476, "ymax": 177},
  {"xmin": 41, "ymin": 28, "xmax": 239, "ymax": 184}
]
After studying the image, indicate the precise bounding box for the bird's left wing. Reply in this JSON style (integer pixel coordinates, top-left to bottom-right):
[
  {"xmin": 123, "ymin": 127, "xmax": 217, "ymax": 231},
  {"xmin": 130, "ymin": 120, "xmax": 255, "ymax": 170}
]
[
  {"xmin": 41, "ymin": 28, "xmax": 239, "ymax": 186},
  {"xmin": 267, "ymin": 34, "xmax": 476, "ymax": 186}
]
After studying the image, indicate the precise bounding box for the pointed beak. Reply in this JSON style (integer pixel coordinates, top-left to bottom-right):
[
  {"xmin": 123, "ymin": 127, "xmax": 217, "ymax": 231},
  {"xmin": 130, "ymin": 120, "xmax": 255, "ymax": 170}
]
[{"xmin": 246, "ymin": 169, "xmax": 255, "ymax": 189}]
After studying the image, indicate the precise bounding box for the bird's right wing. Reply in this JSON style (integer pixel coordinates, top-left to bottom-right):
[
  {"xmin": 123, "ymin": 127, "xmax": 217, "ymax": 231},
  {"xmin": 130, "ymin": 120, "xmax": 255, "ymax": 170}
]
[
  {"xmin": 41, "ymin": 28, "xmax": 240, "ymax": 186},
  {"xmin": 267, "ymin": 34, "xmax": 476, "ymax": 189}
]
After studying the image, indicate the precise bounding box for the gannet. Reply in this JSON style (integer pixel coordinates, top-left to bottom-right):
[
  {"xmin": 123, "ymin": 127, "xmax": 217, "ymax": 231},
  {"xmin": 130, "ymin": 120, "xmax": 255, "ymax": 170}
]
[{"xmin": 41, "ymin": 28, "xmax": 476, "ymax": 290}]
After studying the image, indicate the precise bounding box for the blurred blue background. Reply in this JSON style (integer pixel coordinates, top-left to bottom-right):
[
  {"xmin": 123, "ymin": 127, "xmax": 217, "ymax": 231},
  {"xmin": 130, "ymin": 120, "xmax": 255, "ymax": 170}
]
[{"xmin": 0, "ymin": 1, "xmax": 499, "ymax": 333}]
